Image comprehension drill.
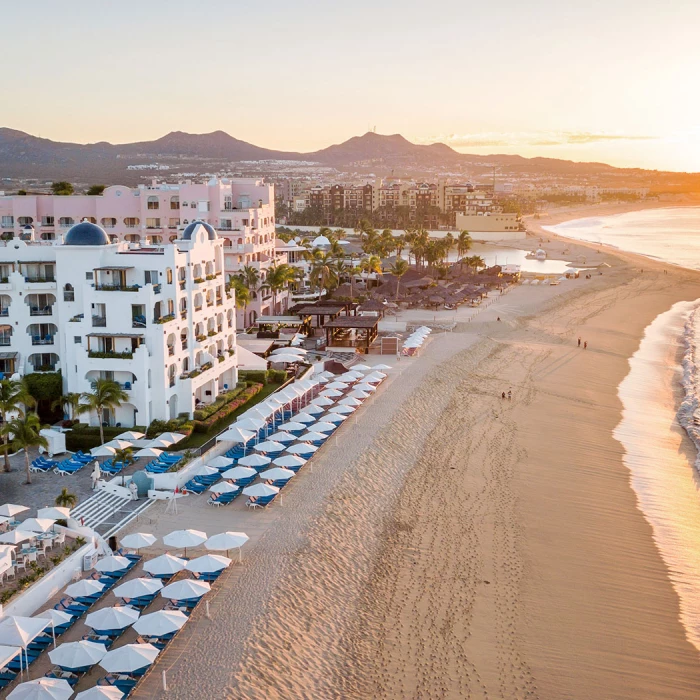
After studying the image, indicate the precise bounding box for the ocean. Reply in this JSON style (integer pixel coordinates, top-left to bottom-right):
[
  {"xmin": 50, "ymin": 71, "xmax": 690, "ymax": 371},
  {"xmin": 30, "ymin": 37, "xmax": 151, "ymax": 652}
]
[{"xmin": 546, "ymin": 208, "xmax": 700, "ymax": 650}]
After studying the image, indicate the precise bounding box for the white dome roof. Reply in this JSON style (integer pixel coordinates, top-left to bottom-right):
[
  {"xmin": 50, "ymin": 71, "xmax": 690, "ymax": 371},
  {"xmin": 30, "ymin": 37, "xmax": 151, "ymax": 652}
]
[{"xmin": 313, "ymin": 235, "xmax": 331, "ymax": 247}]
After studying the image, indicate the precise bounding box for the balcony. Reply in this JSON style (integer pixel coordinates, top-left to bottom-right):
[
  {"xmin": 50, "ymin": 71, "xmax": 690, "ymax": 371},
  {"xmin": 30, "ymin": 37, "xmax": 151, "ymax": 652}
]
[
  {"xmin": 153, "ymin": 314, "xmax": 175, "ymax": 325},
  {"xmin": 95, "ymin": 284, "xmax": 140, "ymax": 292},
  {"xmin": 24, "ymin": 276, "xmax": 55, "ymax": 284},
  {"xmin": 92, "ymin": 316, "xmax": 107, "ymax": 328},
  {"xmin": 153, "ymin": 284, "xmax": 161, "ymax": 294},
  {"xmin": 29, "ymin": 307, "xmax": 53, "ymax": 317},
  {"xmin": 180, "ymin": 310, "xmax": 187, "ymax": 320},
  {"xmin": 31, "ymin": 337, "xmax": 54, "ymax": 345},
  {"xmin": 0, "ymin": 308, "xmax": 8, "ymax": 317},
  {"xmin": 181, "ymin": 341, "xmax": 188, "ymax": 351},
  {"xmin": 169, "ymin": 378, "xmax": 175, "ymax": 388},
  {"xmin": 87, "ymin": 350, "xmax": 133, "ymax": 360},
  {"xmin": 0, "ymin": 338, "xmax": 10, "ymax": 346},
  {"xmin": 168, "ymin": 346, "xmax": 175, "ymax": 356}
]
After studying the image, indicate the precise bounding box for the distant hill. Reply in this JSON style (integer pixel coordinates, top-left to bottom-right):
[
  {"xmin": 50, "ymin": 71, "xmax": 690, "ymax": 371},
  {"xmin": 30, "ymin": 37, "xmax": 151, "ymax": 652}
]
[{"xmin": 0, "ymin": 127, "xmax": 694, "ymax": 186}]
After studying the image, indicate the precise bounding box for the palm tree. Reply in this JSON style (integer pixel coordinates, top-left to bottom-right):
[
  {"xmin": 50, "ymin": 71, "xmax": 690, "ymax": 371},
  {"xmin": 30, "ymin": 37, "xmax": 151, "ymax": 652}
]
[
  {"xmin": 388, "ymin": 257, "xmax": 409, "ymax": 300},
  {"xmin": 309, "ymin": 252, "xmax": 338, "ymax": 297},
  {"xmin": 240, "ymin": 265, "xmax": 260, "ymax": 295},
  {"xmin": 113, "ymin": 446, "xmax": 134, "ymax": 468},
  {"xmin": 51, "ymin": 392, "xmax": 82, "ymax": 422},
  {"xmin": 55, "ymin": 487, "xmax": 77, "ymax": 509},
  {"xmin": 79, "ymin": 379, "xmax": 128, "ymax": 445},
  {"xmin": 265, "ymin": 263, "xmax": 297, "ymax": 314},
  {"xmin": 457, "ymin": 230, "xmax": 472, "ymax": 265},
  {"xmin": 228, "ymin": 276, "xmax": 250, "ymax": 325},
  {"xmin": 466, "ymin": 255, "xmax": 486, "ymax": 273},
  {"xmin": 360, "ymin": 255, "xmax": 382, "ymax": 288},
  {"xmin": 4, "ymin": 413, "xmax": 47, "ymax": 485},
  {"xmin": 0, "ymin": 379, "xmax": 35, "ymax": 473}
]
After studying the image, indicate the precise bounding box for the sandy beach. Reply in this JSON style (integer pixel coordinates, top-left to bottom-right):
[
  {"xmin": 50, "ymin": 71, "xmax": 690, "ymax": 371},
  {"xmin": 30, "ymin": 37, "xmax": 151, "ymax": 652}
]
[{"xmin": 127, "ymin": 210, "xmax": 700, "ymax": 699}]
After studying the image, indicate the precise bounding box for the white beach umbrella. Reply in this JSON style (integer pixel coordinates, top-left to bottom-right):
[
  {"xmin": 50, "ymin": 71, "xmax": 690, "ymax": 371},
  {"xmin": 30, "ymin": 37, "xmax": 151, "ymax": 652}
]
[
  {"xmin": 271, "ymin": 346, "xmax": 306, "ymax": 356},
  {"xmin": 196, "ymin": 465, "xmax": 218, "ymax": 478},
  {"xmin": 158, "ymin": 432, "xmax": 186, "ymax": 444},
  {"xmin": 85, "ymin": 606, "xmax": 139, "ymax": 632},
  {"xmin": 209, "ymin": 481, "xmax": 239, "ymax": 495},
  {"xmin": 326, "ymin": 381, "xmax": 349, "ymax": 390},
  {"xmin": 35, "ymin": 609, "xmax": 74, "ymax": 628},
  {"xmin": 340, "ymin": 371, "xmax": 364, "ymax": 381},
  {"xmin": 286, "ymin": 443, "xmax": 318, "ymax": 455},
  {"xmin": 323, "ymin": 412, "xmax": 347, "ymax": 423},
  {"xmin": 319, "ymin": 371, "xmax": 335, "ymax": 379},
  {"xmin": 17, "ymin": 518, "xmax": 55, "ymax": 533},
  {"xmin": 270, "ymin": 354, "xmax": 301, "ymax": 364},
  {"xmin": 64, "ymin": 579, "xmax": 105, "ymax": 599},
  {"xmin": 216, "ymin": 426, "xmax": 255, "ymax": 444},
  {"xmin": 236, "ymin": 417, "xmax": 265, "ymax": 432},
  {"xmin": 242, "ymin": 483, "xmax": 279, "ymax": 498},
  {"xmin": 37, "ymin": 506, "xmax": 71, "ymax": 520},
  {"xmin": 265, "ymin": 395, "xmax": 286, "ymax": 408},
  {"xmin": 132, "ymin": 610, "xmax": 188, "ymax": 638},
  {"xmin": 160, "ymin": 579, "xmax": 210, "ymax": 601},
  {"xmin": 90, "ymin": 445, "xmax": 116, "ymax": 457},
  {"xmin": 314, "ymin": 375, "xmax": 329, "ymax": 384},
  {"xmin": 112, "ymin": 577, "xmax": 163, "ymax": 600},
  {"xmin": 366, "ymin": 371, "xmax": 387, "ymax": 380},
  {"xmin": 243, "ymin": 405, "xmax": 275, "ymax": 421},
  {"xmin": 94, "ymin": 555, "xmax": 132, "ymax": 574},
  {"xmin": 354, "ymin": 383, "xmax": 377, "ymax": 392},
  {"xmin": 371, "ymin": 364, "xmax": 392, "ymax": 370},
  {"xmin": 293, "ymin": 412, "xmax": 316, "ymax": 424},
  {"xmin": 120, "ymin": 532, "xmax": 157, "ymax": 551},
  {"xmin": 0, "ymin": 645, "xmax": 21, "ymax": 669},
  {"xmin": 352, "ymin": 364, "xmax": 372, "ymax": 371},
  {"xmin": 272, "ymin": 455, "xmax": 307, "ymax": 469},
  {"xmin": 328, "ymin": 404, "xmax": 355, "ymax": 414},
  {"xmin": 308, "ymin": 404, "xmax": 328, "ymax": 416},
  {"xmin": 135, "ymin": 447, "xmax": 163, "ymax": 458},
  {"xmin": 403, "ymin": 340, "xmax": 422, "ymax": 349},
  {"xmin": 259, "ymin": 467, "xmax": 295, "ymax": 482},
  {"xmin": 320, "ymin": 389, "xmax": 343, "ymax": 398},
  {"xmin": 349, "ymin": 389, "xmax": 370, "ymax": 400},
  {"xmin": 299, "ymin": 431, "xmax": 328, "ymax": 442},
  {"xmin": 115, "ymin": 431, "xmax": 145, "ymax": 441},
  {"xmin": 236, "ymin": 454, "xmax": 271, "ymax": 468},
  {"xmin": 338, "ymin": 396, "xmax": 362, "ymax": 407},
  {"xmin": 163, "ymin": 529, "xmax": 207, "ymax": 555},
  {"xmin": 0, "ymin": 504, "xmax": 28, "ymax": 518},
  {"xmin": 75, "ymin": 687, "xmax": 125, "ymax": 700},
  {"xmin": 103, "ymin": 440, "xmax": 134, "ymax": 450},
  {"xmin": 308, "ymin": 421, "xmax": 335, "ymax": 433},
  {"xmin": 279, "ymin": 421, "xmax": 306, "ymax": 432},
  {"xmin": 222, "ymin": 466, "xmax": 258, "ymax": 481},
  {"xmin": 0, "ymin": 616, "xmax": 49, "ymax": 648},
  {"xmin": 186, "ymin": 554, "xmax": 231, "ymax": 574},
  {"xmin": 49, "ymin": 640, "xmax": 107, "ymax": 671},
  {"xmin": 99, "ymin": 643, "xmax": 159, "ymax": 673},
  {"xmin": 207, "ymin": 456, "xmax": 234, "ymax": 470},
  {"xmin": 146, "ymin": 438, "xmax": 173, "ymax": 449},
  {"xmin": 143, "ymin": 553, "xmax": 187, "ymax": 577},
  {"xmin": 310, "ymin": 396, "xmax": 334, "ymax": 407},
  {"xmin": 7, "ymin": 678, "xmax": 73, "ymax": 700},
  {"xmin": 0, "ymin": 530, "xmax": 33, "ymax": 545},
  {"xmin": 253, "ymin": 440, "xmax": 285, "ymax": 453},
  {"xmin": 268, "ymin": 431, "xmax": 296, "ymax": 443},
  {"xmin": 204, "ymin": 532, "xmax": 249, "ymax": 554}
]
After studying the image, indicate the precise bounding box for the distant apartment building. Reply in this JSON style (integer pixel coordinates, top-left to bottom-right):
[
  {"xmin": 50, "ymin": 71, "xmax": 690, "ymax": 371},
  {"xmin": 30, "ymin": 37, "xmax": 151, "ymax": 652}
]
[
  {"xmin": 0, "ymin": 221, "xmax": 238, "ymax": 426},
  {"xmin": 0, "ymin": 178, "xmax": 287, "ymax": 328}
]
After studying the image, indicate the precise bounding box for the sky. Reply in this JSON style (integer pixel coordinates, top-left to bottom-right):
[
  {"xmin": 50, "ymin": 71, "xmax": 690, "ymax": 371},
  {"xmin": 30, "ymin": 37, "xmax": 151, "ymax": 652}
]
[{"xmin": 4, "ymin": 0, "xmax": 700, "ymax": 172}]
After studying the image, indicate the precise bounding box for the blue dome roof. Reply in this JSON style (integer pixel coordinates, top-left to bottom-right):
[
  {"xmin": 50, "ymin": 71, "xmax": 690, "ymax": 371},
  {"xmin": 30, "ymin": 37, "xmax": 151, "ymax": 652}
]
[
  {"xmin": 182, "ymin": 220, "xmax": 217, "ymax": 241},
  {"xmin": 64, "ymin": 221, "xmax": 110, "ymax": 246}
]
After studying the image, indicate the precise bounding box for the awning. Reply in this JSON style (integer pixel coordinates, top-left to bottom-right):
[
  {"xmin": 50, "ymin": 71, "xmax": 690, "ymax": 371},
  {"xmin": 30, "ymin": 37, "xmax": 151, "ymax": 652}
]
[
  {"xmin": 236, "ymin": 346, "xmax": 270, "ymax": 370},
  {"xmin": 93, "ymin": 266, "xmax": 134, "ymax": 271},
  {"xmin": 87, "ymin": 332, "xmax": 144, "ymax": 338},
  {"xmin": 0, "ymin": 352, "xmax": 17, "ymax": 359}
]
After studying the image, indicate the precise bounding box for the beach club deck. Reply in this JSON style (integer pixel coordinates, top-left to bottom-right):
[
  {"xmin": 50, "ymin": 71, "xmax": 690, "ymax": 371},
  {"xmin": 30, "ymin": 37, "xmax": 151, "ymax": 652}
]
[{"xmin": 323, "ymin": 315, "xmax": 379, "ymax": 352}]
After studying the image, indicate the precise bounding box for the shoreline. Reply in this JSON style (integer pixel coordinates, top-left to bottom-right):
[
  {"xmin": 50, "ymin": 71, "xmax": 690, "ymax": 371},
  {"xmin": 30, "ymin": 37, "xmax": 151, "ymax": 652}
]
[{"xmin": 133, "ymin": 219, "xmax": 700, "ymax": 699}]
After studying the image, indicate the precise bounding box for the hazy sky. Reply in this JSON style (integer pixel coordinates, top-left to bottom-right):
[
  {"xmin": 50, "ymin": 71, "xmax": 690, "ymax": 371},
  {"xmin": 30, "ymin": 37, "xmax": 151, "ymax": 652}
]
[{"xmin": 4, "ymin": 0, "xmax": 700, "ymax": 171}]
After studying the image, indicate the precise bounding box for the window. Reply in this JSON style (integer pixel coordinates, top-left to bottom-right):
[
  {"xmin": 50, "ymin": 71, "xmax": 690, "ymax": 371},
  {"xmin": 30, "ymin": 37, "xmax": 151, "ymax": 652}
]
[
  {"xmin": 168, "ymin": 218, "xmax": 179, "ymax": 228},
  {"xmin": 18, "ymin": 217, "xmax": 33, "ymax": 226},
  {"xmin": 170, "ymin": 196, "xmax": 179, "ymax": 210},
  {"xmin": 59, "ymin": 217, "xmax": 74, "ymax": 227},
  {"xmin": 100, "ymin": 218, "xmax": 117, "ymax": 228},
  {"xmin": 41, "ymin": 216, "xmax": 54, "ymax": 226},
  {"xmin": 1, "ymin": 216, "xmax": 13, "ymax": 228},
  {"xmin": 166, "ymin": 268, "xmax": 173, "ymax": 284},
  {"xmin": 124, "ymin": 217, "xmax": 139, "ymax": 228},
  {"xmin": 146, "ymin": 218, "xmax": 161, "ymax": 228},
  {"xmin": 182, "ymin": 201, "xmax": 188, "ymax": 207},
  {"xmin": 85, "ymin": 272, "xmax": 93, "ymax": 280},
  {"xmin": 147, "ymin": 196, "xmax": 159, "ymax": 210},
  {"xmin": 74, "ymin": 336, "xmax": 81, "ymax": 344}
]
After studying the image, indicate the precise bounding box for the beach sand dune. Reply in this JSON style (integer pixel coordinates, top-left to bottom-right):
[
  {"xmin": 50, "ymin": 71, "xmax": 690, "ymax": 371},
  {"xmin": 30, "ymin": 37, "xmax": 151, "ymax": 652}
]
[{"xmin": 134, "ymin": 236, "xmax": 700, "ymax": 700}]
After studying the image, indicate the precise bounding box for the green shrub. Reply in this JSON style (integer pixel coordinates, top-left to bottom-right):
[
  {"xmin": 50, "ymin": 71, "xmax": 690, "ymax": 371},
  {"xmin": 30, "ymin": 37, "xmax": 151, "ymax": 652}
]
[
  {"xmin": 192, "ymin": 388, "xmax": 243, "ymax": 421},
  {"xmin": 192, "ymin": 383, "xmax": 263, "ymax": 433},
  {"xmin": 238, "ymin": 370, "xmax": 268, "ymax": 385}
]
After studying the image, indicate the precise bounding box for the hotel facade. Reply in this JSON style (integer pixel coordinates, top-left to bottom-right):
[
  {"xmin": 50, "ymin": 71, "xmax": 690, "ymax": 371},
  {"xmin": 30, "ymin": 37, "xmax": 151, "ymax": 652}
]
[
  {"xmin": 0, "ymin": 177, "xmax": 287, "ymax": 328},
  {"xmin": 0, "ymin": 220, "xmax": 238, "ymax": 427}
]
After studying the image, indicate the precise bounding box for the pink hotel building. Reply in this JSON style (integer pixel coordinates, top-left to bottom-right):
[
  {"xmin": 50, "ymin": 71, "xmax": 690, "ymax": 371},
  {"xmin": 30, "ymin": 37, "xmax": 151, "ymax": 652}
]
[{"xmin": 0, "ymin": 178, "xmax": 286, "ymax": 326}]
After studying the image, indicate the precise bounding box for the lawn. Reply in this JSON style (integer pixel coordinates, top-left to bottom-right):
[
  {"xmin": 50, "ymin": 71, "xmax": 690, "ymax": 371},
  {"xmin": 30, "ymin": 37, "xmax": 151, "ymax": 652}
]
[{"xmin": 175, "ymin": 381, "xmax": 285, "ymax": 450}]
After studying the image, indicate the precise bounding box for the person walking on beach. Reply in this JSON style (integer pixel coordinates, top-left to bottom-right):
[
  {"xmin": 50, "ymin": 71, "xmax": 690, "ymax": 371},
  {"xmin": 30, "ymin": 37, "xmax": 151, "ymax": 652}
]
[
  {"xmin": 584, "ymin": 341, "xmax": 588, "ymax": 350},
  {"xmin": 578, "ymin": 337, "xmax": 581, "ymax": 347},
  {"xmin": 501, "ymin": 391, "xmax": 506, "ymax": 399},
  {"xmin": 508, "ymin": 389, "xmax": 512, "ymax": 400}
]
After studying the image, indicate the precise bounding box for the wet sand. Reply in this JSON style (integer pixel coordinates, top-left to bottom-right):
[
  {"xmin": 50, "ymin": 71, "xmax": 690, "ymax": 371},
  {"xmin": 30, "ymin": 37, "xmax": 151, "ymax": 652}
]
[{"xmin": 133, "ymin": 235, "xmax": 700, "ymax": 699}]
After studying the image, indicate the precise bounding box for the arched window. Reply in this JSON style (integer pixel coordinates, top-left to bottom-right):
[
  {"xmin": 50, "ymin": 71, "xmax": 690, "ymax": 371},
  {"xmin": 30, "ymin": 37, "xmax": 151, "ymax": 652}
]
[
  {"xmin": 147, "ymin": 196, "xmax": 159, "ymax": 210},
  {"xmin": 100, "ymin": 218, "xmax": 117, "ymax": 228},
  {"xmin": 170, "ymin": 196, "xmax": 179, "ymax": 210},
  {"xmin": 166, "ymin": 268, "xmax": 172, "ymax": 284},
  {"xmin": 63, "ymin": 283, "xmax": 74, "ymax": 302}
]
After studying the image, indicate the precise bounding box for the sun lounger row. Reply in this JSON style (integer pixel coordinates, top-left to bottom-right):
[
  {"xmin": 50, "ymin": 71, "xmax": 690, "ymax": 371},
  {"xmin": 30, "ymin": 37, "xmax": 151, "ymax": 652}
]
[
  {"xmin": 144, "ymin": 454, "xmax": 182, "ymax": 473},
  {"xmin": 30, "ymin": 455, "xmax": 58, "ymax": 472}
]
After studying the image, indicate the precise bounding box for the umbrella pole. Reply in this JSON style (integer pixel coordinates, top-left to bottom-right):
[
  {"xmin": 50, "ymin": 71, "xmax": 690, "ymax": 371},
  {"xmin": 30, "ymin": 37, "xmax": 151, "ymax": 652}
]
[
  {"xmin": 51, "ymin": 621, "xmax": 56, "ymax": 648},
  {"xmin": 238, "ymin": 548, "xmax": 242, "ymax": 564}
]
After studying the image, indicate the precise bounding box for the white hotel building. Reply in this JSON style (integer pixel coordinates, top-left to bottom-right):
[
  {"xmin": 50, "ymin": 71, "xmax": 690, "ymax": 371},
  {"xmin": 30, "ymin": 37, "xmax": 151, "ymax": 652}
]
[
  {"xmin": 0, "ymin": 177, "xmax": 287, "ymax": 328},
  {"xmin": 0, "ymin": 220, "xmax": 238, "ymax": 427}
]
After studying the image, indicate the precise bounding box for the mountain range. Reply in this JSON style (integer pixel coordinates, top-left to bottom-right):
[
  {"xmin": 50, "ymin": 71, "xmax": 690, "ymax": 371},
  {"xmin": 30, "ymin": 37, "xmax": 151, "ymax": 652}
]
[{"xmin": 0, "ymin": 127, "xmax": 684, "ymax": 184}]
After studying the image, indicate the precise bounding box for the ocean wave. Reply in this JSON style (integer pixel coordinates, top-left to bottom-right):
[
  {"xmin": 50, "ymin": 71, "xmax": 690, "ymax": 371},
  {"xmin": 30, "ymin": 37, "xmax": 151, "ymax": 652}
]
[{"xmin": 678, "ymin": 305, "xmax": 700, "ymax": 465}]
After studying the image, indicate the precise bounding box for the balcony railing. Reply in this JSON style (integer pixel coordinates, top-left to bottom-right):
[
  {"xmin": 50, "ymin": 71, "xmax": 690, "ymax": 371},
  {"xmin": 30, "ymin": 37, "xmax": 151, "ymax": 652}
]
[
  {"xmin": 0, "ymin": 308, "xmax": 8, "ymax": 317},
  {"xmin": 95, "ymin": 284, "xmax": 140, "ymax": 292},
  {"xmin": 168, "ymin": 346, "xmax": 175, "ymax": 356},
  {"xmin": 154, "ymin": 314, "xmax": 175, "ymax": 325},
  {"xmin": 31, "ymin": 337, "xmax": 54, "ymax": 345},
  {"xmin": 180, "ymin": 310, "xmax": 187, "ymax": 320},
  {"xmin": 0, "ymin": 338, "xmax": 10, "ymax": 346},
  {"xmin": 153, "ymin": 284, "xmax": 161, "ymax": 294},
  {"xmin": 29, "ymin": 307, "xmax": 53, "ymax": 316},
  {"xmin": 24, "ymin": 276, "xmax": 55, "ymax": 283},
  {"xmin": 87, "ymin": 350, "xmax": 133, "ymax": 360},
  {"xmin": 92, "ymin": 316, "xmax": 107, "ymax": 327},
  {"xmin": 181, "ymin": 341, "xmax": 188, "ymax": 351},
  {"xmin": 169, "ymin": 378, "xmax": 175, "ymax": 387}
]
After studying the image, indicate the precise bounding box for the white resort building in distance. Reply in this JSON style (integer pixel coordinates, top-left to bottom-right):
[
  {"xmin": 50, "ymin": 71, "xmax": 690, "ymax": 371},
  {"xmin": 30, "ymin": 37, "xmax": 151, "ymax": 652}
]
[
  {"xmin": 0, "ymin": 220, "xmax": 238, "ymax": 427},
  {"xmin": 0, "ymin": 177, "xmax": 287, "ymax": 327}
]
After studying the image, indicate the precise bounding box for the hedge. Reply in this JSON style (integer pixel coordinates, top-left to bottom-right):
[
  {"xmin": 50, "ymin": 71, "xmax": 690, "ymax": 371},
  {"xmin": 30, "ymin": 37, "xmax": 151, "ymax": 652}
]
[
  {"xmin": 192, "ymin": 383, "xmax": 263, "ymax": 433},
  {"xmin": 66, "ymin": 423, "xmax": 148, "ymax": 451},
  {"xmin": 193, "ymin": 387, "xmax": 244, "ymax": 421},
  {"xmin": 238, "ymin": 369, "xmax": 287, "ymax": 386},
  {"xmin": 145, "ymin": 418, "xmax": 194, "ymax": 439},
  {"xmin": 24, "ymin": 371, "xmax": 63, "ymax": 423}
]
